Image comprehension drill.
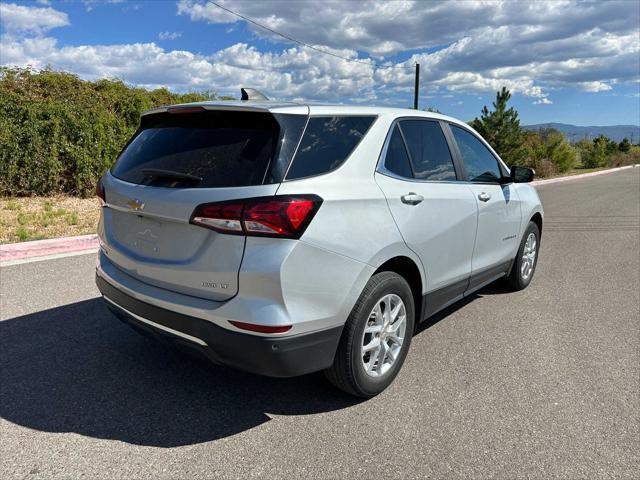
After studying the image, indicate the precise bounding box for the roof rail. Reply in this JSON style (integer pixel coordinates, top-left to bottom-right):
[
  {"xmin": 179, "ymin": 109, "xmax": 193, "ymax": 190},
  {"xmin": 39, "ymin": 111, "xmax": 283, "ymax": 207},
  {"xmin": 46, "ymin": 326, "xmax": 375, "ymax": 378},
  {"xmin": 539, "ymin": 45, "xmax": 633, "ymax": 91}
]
[{"xmin": 241, "ymin": 88, "xmax": 269, "ymax": 101}]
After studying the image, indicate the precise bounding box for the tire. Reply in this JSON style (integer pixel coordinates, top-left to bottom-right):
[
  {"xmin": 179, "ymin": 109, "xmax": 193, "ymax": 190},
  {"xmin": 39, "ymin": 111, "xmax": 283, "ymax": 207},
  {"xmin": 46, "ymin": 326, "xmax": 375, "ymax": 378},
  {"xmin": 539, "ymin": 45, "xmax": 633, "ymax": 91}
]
[
  {"xmin": 324, "ymin": 271, "xmax": 415, "ymax": 398},
  {"xmin": 505, "ymin": 221, "xmax": 540, "ymax": 291}
]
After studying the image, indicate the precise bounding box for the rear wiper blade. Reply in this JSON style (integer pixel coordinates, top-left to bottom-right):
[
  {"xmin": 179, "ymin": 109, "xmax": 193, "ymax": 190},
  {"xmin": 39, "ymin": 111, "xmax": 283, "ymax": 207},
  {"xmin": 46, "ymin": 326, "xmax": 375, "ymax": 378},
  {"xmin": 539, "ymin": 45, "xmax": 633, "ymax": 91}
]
[{"xmin": 141, "ymin": 168, "xmax": 202, "ymax": 182}]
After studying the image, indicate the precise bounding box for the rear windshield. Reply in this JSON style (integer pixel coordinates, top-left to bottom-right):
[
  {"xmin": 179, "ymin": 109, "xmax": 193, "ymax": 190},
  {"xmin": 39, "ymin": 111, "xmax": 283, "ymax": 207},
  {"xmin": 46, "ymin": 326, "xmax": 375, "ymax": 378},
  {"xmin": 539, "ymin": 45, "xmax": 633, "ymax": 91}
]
[
  {"xmin": 111, "ymin": 110, "xmax": 305, "ymax": 188},
  {"xmin": 285, "ymin": 116, "xmax": 376, "ymax": 180}
]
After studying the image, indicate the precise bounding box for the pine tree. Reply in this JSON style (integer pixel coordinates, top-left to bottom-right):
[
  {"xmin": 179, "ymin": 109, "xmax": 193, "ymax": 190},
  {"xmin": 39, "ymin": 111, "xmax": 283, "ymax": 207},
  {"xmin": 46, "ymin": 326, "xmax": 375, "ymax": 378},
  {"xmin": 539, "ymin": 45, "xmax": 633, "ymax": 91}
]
[
  {"xmin": 469, "ymin": 87, "xmax": 526, "ymax": 166},
  {"xmin": 618, "ymin": 138, "xmax": 631, "ymax": 152}
]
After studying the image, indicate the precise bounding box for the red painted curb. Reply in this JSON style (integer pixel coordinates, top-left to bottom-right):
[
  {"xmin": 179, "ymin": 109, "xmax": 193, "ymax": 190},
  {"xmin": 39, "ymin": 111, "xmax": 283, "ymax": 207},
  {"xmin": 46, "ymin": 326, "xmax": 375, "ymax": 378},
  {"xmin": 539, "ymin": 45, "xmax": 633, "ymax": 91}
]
[{"xmin": 0, "ymin": 234, "xmax": 99, "ymax": 262}]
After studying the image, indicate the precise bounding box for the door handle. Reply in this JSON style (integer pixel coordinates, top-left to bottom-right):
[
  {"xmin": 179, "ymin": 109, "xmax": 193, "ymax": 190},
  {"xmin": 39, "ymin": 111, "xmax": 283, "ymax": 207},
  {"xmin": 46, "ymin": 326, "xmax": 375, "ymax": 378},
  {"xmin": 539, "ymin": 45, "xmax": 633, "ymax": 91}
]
[
  {"xmin": 478, "ymin": 192, "xmax": 491, "ymax": 202},
  {"xmin": 401, "ymin": 192, "xmax": 424, "ymax": 205}
]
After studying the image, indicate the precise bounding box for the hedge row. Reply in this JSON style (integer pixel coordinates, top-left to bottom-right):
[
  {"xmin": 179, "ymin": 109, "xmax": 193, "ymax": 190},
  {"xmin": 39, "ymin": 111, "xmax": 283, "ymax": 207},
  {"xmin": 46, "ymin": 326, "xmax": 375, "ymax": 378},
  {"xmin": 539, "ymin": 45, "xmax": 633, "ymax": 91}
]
[{"xmin": 0, "ymin": 67, "xmax": 216, "ymax": 197}]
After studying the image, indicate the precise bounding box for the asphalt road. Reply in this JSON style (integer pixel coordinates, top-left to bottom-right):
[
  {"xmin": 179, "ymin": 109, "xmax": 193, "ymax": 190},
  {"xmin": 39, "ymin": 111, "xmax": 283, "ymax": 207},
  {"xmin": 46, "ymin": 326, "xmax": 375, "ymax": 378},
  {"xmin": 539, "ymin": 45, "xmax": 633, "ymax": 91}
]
[{"xmin": 1, "ymin": 169, "xmax": 639, "ymax": 479}]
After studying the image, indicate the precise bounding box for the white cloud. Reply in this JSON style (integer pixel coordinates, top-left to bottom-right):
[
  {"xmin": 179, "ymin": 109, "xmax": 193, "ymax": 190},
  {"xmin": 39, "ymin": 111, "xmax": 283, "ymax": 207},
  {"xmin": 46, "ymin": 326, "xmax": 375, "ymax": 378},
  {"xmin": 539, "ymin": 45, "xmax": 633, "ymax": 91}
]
[
  {"xmin": 0, "ymin": 37, "xmax": 376, "ymax": 100},
  {"xmin": 575, "ymin": 81, "xmax": 612, "ymax": 93},
  {"xmin": 177, "ymin": 0, "xmax": 640, "ymax": 56},
  {"xmin": 533, "ymin": 98, "xmax": 553, "ymax": 105},
  {"xmin": 81, "ymin": 0, "xmax": 125, "ymax": 12},
  {"xmin": 1, "ymin": 0, "xmax": 638, "ymax": 104},
  {"xmin": 176, "ymin": 0, "xmax": 640, "ymax": 98},
  {"xmin": 158, "ymin": 31, "xmax": 182, "ymax": 41},
  {"xmin": 0, "ymin": 2, "xmax": 69, "ymax": 35}
]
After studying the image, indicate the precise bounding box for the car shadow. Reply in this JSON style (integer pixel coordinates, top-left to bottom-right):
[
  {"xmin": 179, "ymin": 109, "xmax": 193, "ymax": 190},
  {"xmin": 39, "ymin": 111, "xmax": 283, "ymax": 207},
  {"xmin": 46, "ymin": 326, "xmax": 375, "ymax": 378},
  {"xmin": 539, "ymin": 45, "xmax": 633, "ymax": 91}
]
[
  {"xmin": 1, "ymin": 282, "xmax": 510, "ymax": 448},
  {"xmin": 0, "ymin": 298, "xmax": 360, "ymax": 448},
  {"xmin": 415, "ymin": 282, "xmax": 511, "ymax": 334}
]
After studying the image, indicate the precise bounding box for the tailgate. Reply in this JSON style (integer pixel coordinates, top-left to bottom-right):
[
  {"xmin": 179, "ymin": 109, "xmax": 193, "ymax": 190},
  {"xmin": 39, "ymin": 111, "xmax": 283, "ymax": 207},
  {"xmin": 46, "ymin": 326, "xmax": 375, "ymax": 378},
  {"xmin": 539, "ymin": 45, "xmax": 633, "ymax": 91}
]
[{"xmin": 99, "ymin": 174, "xmax": 279, "ymax": 301}]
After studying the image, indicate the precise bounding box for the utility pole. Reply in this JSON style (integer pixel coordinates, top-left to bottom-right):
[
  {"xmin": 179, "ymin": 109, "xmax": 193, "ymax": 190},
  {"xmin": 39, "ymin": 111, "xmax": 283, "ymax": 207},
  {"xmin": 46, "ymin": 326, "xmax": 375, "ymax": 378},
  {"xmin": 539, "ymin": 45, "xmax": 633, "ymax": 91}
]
[{"xmin": 413, "ymin": 63, "xmax": 420, "ymax": 110}]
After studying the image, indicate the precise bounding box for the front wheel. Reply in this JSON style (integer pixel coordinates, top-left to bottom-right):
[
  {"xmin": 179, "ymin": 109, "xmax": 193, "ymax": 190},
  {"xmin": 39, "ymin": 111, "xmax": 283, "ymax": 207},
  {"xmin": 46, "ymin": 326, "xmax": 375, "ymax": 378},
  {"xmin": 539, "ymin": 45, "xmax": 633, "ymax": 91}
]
[
  {"xmin": 505, "ymin": 221, "xmax": 540, "ymax": 291},
  {"xmin": 324, "ymin": 271, "xmax": 415, "ymax": 398}
]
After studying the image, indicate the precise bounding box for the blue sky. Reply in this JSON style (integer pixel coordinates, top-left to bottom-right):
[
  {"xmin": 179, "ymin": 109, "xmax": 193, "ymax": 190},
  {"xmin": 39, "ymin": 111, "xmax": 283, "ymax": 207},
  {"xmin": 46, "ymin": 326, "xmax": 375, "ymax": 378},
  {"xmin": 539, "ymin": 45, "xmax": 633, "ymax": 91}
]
[{"xmin": 1, "ymin": 0, "xmax": 639, "ymax": 126}]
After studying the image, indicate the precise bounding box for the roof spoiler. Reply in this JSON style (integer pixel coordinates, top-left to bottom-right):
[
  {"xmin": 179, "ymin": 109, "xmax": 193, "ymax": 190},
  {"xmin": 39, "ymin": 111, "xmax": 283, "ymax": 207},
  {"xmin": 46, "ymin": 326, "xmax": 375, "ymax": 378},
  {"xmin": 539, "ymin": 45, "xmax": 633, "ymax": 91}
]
[{"xmin": 241, "ymin": 88, "xmax": 269, "ymax": 101}]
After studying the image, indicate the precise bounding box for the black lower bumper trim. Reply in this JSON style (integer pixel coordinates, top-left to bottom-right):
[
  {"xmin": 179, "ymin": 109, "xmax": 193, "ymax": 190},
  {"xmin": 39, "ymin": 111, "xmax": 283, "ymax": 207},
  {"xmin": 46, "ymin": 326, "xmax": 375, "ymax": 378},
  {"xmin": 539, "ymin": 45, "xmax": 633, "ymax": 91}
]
[{"xmin": 96, "ymin": 274, "xmax": 343, "ymax": 378}]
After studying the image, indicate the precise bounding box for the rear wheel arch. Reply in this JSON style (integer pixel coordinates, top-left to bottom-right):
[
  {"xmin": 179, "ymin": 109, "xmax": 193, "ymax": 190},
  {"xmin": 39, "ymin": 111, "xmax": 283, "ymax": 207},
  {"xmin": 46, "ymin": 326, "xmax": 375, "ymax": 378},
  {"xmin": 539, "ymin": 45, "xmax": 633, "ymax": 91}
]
[{"xmin": 373, "ymin": 256, "xmax": 423, "ymax": 325}]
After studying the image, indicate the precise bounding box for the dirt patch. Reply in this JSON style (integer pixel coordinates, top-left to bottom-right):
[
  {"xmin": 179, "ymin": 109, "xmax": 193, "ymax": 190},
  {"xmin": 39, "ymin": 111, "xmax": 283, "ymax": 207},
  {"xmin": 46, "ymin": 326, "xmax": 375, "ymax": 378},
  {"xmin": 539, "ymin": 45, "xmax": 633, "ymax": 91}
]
[{"xmin": 0, "ymin": 196, "xmax": 100, "ymax": 244}]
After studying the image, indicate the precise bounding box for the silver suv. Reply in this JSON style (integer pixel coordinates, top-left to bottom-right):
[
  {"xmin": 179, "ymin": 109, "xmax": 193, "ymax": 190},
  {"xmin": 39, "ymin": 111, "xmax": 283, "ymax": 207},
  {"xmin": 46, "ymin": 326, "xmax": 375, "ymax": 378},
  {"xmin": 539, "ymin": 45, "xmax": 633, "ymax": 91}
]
[{"xmin": 95, "ymin": 100, "xmax": 543, "ymax": 397}]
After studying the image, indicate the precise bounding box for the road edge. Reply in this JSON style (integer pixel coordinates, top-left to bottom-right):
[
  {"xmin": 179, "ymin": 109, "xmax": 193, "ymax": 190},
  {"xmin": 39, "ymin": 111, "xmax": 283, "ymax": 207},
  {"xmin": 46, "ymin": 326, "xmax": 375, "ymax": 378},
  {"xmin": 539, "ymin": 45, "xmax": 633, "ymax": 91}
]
[{"xmin": 531, "ymin": 164, "xmax": 639, "ymax": 186}]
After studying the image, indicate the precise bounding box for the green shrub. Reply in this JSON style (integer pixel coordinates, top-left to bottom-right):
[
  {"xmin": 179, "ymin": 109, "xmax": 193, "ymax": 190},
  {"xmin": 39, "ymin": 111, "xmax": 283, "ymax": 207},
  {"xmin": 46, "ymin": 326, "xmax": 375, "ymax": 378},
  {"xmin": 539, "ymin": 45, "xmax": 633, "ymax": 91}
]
[
  {"xmin": 523, "ymin": 128, "xmax": 576, "ymax": 174},
  {"xmin": 581, "ymin": 137, "xmax": 608, "ymax": 168},
  {"xmin": 606, "ymin": 150, "xmax": 640, "ymax": 168},
  {"xmin": 0, "ymin": 67, "xmax": 217, "ymax": 197}
]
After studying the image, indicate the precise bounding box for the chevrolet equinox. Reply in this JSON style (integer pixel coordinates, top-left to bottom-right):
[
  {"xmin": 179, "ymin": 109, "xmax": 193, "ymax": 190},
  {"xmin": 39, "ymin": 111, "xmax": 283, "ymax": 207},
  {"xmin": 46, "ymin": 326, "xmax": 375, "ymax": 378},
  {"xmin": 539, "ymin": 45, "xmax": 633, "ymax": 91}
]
[{"xmin": 95, "ymin": 98, "xmax": 543, "ymax": 397}]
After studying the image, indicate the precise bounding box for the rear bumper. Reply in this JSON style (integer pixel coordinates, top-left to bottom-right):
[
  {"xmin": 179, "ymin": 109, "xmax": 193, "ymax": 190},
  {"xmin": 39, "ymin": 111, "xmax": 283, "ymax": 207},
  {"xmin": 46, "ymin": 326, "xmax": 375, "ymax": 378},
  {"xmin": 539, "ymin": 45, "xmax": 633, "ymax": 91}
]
[{"xmin": 96, "ymin": 274, "xmax": 343, "ymax": 378}]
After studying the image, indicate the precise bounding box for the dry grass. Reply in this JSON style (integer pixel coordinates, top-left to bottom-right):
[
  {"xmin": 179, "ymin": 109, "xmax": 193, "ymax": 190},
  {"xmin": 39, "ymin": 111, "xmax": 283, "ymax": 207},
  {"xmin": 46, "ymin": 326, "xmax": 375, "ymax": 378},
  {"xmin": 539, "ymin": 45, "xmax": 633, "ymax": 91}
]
[{"xmin": 0, "ymin": 196, "xmax": 100, "ymax": 244}]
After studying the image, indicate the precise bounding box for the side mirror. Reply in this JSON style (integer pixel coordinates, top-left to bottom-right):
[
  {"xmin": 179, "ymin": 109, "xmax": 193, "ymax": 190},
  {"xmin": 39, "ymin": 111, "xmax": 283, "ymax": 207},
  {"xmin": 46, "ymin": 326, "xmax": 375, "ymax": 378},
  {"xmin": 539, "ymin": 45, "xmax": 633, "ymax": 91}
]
[{"xmin": 510, "ymin": 166, "xmax": 535, "ymax": 183}]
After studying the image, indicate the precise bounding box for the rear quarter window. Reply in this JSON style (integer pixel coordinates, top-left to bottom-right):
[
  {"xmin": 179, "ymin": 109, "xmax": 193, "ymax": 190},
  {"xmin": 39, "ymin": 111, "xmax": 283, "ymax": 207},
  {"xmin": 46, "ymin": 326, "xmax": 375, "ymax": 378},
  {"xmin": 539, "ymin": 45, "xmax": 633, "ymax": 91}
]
[{"xmin": 285, "ymin": 116, "xmax": 376, "ymax": 180}]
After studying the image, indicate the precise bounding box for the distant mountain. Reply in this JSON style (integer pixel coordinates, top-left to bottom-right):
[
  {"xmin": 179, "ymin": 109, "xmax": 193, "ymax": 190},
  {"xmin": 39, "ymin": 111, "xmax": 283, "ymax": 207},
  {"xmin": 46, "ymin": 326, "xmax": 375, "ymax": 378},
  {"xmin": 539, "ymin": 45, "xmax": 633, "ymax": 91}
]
[{"xmin": 523, "ymin": 123, "xmax": 640, "ymax": 143}]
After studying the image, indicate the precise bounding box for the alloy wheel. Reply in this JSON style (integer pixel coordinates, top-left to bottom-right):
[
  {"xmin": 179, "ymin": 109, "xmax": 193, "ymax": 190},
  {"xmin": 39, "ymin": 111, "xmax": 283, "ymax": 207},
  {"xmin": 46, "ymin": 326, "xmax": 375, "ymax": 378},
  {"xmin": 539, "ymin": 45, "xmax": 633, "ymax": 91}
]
[
  {"xmin": 360, "ymin": 294, "xmax": 407, "ymax": 377},
  {"xmin": 521, "ymin": 232, "xmax": 537, "ymax": 280}
]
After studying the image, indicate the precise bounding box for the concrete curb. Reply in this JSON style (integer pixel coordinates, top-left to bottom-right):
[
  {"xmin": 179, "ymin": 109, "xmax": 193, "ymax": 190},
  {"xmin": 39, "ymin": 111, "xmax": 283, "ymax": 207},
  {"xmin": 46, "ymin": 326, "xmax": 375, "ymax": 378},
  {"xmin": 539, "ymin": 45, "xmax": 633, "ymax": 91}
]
[
  {"xmin": 0, "ymin": 234, "xmax": 98, "ymax": 264},
  {"xmin": 1, "ymin": 164, "xmax": 637, "ymax": 264},
  {"xmin": 531, "ymin": 164, "xmax": 638, "ymax": 186}
]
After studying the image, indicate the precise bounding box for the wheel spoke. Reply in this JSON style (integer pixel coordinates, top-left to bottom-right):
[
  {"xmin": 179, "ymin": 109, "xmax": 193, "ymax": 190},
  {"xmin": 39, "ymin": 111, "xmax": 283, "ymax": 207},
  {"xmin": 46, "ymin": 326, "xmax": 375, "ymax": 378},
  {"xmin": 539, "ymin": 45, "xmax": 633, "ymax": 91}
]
[
  {"xmin": 367, "ymin": 348, "xmax": 380, "ymax": 375},
  {"xmin": 373, "ymin": 304, "xmax": 383, "ymax": 325},
  {"xmin": 387, "ymin": 332, "xmax": 403, "ymax": 346},
  {"xmin": 377, "ymin": 341, "xmax": 388, "ymax": 372},
  {"xmin": 382, "ymin": 296, "xmax": 392, "ymax": 325},
  {"xmin": 387, "ymin": 344, "xmax": 397, "ymax": 363},
  {"xmin": 390, "ymin": 302, "xmax": 403, "ymax": 322},
  {"xmin": 364, "ymin": 324, "xmax": 383, "ymax": 334},
  {"xmin": 388, "ymin": 315, "xmax": 406, "ymax": 333},
  {"xmin": 362, "ymin": 337, "xmax": 380, "ymax": 353}
]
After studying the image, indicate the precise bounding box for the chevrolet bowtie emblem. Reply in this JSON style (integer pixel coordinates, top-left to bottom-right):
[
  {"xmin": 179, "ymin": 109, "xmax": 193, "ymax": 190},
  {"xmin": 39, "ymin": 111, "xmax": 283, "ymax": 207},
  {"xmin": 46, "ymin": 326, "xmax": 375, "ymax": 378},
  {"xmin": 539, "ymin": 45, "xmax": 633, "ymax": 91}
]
[{"xmin": 127, "ymin": 199, "xmax": 144, "ymax": 210}]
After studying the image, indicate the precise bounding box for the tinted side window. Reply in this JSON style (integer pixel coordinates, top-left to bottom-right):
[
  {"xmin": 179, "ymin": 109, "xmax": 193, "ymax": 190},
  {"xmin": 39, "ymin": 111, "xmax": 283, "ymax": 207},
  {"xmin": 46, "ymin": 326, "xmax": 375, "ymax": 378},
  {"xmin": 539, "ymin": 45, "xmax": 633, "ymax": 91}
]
[
  {"xmin": 286, "ymin": 116, "xmax": 375, "ymax": 179},
  {"xmin": 384, "ymin": 125, "xmax": 413, "ymax": 178},
  {"xmin": 450, "ymin": 125, "xmax": 501, "ymax": 183},
  {"xmin": 399, "ymin": 120, "xmax": 456, "ymax": 181}
]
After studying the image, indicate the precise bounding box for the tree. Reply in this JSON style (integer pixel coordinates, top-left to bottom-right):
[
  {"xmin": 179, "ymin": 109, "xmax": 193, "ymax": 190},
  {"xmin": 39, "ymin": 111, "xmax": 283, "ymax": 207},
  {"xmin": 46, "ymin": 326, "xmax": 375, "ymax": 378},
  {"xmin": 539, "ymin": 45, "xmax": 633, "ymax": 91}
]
[
  {"xmin": 582, "ymin": 136, "xmax": 608, "ymax": 168},
  {"xmin": 0, "ymin": 67, "xmax": 219, "ymax": 196},
  {"xmin": 619, "ymin": 137, "xmax": 631, "ymax": 152},
  {"xmin": 523, "ymin": 128, "xmax": 576, "ymax": 174},
  {"xmin": 469, "ymin": 87, "xmax": 526, "ymax": 166},
  {"xmin": 592, "ymin": 134, "xmax": 617, "ymax": 155},
  {"xmin": 544, "ymin": 130, "xmax": 576, "ymax": 172},
  {"xmin": 424, "ymin": 106, "xmax": 442, "ymax": 114}
]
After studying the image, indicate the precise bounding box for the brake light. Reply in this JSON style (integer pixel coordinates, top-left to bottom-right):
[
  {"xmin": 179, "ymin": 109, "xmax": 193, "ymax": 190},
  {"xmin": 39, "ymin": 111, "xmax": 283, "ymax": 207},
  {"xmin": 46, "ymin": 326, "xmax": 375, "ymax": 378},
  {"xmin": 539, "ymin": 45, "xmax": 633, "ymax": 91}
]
[
  {"xmin": 191, "ymin": 202, "xmax": 243, "ymax": 233},
  {"xmin": 96, "ymin": 178, "xmax": 106, "ymax": 205},
  {"xmin": 190, "ymin": 195, "xmax": 322, "ymax": 238},
  {"xmin": 229, "ymin": 320, "xmax": 292, "ymax": 334}
]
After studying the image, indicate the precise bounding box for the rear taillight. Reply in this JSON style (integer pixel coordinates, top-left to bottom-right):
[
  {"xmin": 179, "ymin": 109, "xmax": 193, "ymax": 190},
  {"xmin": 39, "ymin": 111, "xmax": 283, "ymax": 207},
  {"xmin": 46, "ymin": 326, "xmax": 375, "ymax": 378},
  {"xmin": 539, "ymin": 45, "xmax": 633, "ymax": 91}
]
[
  {"xmin": 190, "ymin": 195, "xmax": 322, "ymax": 239},
  {"xmin": 96, "ymin": 178, "xmax": 106, "ymax": 205},
  {"xmin": 191, "ymin": 202, "xmax": 244, "ymax": 233}
]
